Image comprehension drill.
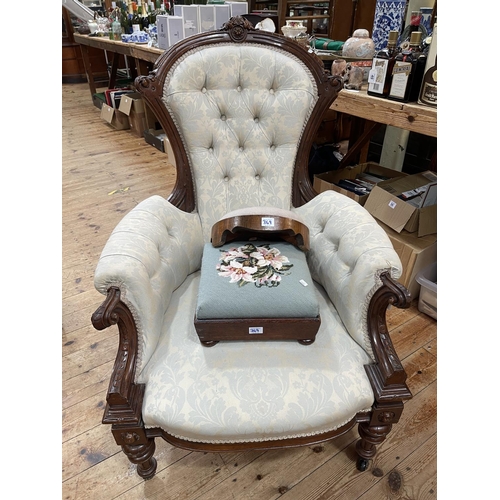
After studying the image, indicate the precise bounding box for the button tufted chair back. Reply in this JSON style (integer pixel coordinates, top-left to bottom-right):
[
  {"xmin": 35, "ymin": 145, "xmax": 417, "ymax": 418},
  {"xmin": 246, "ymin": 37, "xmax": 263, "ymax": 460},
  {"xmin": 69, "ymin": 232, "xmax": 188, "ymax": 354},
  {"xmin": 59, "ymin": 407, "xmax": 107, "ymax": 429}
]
[
  {"xmin": 163, "ymin": 44, "xmax": 317, "ymax": 239},
  {"xmin": 135, "ymin": 17, "xmax": 343, "ymax": 239}
]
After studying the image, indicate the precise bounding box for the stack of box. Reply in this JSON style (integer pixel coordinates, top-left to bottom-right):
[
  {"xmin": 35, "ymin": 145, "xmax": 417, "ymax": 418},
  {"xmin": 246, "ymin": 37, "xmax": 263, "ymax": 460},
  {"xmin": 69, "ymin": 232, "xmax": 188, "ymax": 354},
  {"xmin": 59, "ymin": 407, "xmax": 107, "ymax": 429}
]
[
  {"xmin": 313, "ymin": 162, "xmax": 408, "ymax": 206},
  {"xmin": 157, "ymin": 2, "xmax": 247, "ymax": 50},
  {"xmin": 118, "ymin": 93, "xmax": 148, "ymax": 138},
  {"xmin": 363, "ymin": 171, "xmax": 437, "ymax": 300},
  {"xmin": 314, "ymin": 164, "xmax": 437, "ymax": 300},
  {"xmin": 363, "ymin": 171, "xmax": 437, "ymax": 237}
]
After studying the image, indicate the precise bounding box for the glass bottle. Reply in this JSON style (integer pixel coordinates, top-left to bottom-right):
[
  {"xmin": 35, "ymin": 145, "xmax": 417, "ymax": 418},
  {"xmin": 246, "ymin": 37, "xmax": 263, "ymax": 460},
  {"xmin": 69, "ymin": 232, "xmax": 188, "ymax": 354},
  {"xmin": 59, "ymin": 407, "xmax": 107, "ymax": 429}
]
[
  {"xmin": 112, "ymin": 18, "xmax": 123, "ymax": 40},
  {"xmin": 388, "ymin": 31, "xmax": 426, "ymax": 103},
  {"xmin": 400, "ymin": 10, "xmax": 421, "ymax": 49},
  {"xmin": 418, "ymin": 23, "xmax": 437, "ymax": 107},
  {"xmin": 132, "ymin": 2, "xmax": 141, "ymax": 32},
  {"xmin": 367, "ymin": 30, "xmax": 399, "ymax": 98}
]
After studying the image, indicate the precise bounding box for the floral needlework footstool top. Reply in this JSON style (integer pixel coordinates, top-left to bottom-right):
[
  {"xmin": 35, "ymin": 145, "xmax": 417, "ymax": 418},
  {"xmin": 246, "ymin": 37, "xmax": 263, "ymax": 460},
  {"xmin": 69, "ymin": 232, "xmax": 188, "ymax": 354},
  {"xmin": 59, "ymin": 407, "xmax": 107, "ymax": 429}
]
[
  {"xmin": 217, "ymin": 243, "xmax": 293, "ymax": 288},
  {"xmin": 196, "ymin": 241, "xmax": 319, "ymax": 320}
]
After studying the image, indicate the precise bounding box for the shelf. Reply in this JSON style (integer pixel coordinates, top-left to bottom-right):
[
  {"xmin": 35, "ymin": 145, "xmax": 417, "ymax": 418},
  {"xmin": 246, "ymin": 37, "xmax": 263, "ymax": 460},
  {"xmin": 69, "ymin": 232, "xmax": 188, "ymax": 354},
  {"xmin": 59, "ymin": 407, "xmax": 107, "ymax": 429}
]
[{"xmin": 332, "ymin": 90, "xmax": 437, "ymax": 138}]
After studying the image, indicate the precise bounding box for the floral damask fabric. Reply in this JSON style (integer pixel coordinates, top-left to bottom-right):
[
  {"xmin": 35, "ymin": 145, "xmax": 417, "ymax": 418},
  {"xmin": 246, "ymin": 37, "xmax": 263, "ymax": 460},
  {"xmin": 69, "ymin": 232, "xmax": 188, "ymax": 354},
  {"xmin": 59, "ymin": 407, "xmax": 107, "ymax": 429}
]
[
  {"xmin": 293, "ymin": 190, "xmax": 402, "ymax": 358},
  {"xmin": 163, "ymin": 43, "xmax": 318, "ymax": 241},
  {"xmin": 93, "ymin": 195, "xmax": 204, "ymax": 374},
  {"xmin": 140, "ymin": 272, "xmax": 374, "ymax": 443}
]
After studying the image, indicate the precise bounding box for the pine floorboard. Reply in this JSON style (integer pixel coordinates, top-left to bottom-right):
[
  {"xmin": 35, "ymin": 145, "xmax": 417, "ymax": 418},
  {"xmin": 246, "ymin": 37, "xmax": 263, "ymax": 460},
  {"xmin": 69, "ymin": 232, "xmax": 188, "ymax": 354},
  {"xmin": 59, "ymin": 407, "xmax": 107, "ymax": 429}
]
[{"xmin": 62, "ymin": 82, "xmax": 437, "ymax": 500}]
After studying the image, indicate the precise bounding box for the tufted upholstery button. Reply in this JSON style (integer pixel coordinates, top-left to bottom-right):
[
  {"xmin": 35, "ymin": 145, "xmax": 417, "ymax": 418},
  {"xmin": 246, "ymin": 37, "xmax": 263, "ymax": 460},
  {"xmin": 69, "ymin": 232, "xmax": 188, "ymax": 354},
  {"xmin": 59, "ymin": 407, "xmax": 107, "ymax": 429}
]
[
  {"xmin": 269, "ymin": 88, "xmax": 275, "ymax": 95},
  {"xmin": 239, "ymin": 146, "xmax": 244, "ymax": 152},
  {"xmin": 208, "ymin": 147, "xmax": 213, "ymax": 153},
  {"xmin": 221, "ymin": 115, "xmax": 226, "ymax": 121},
  {"xmin": 224, "ymin": 176, "xmax": 229, "ymax": 182},
  {"xmin": 270, "ymin": 145, "xmax": 276, "ymax": 151},
  {"xmin": 237, "ymin": 86, "xmax": 242, "ymax": 92},
  {"xmin": 201, "ymin": 87, "xmax": 207, "ymax": 93},
  {"xmin": 255, "ymin": 174, "xmax": 260, "ymax": 180},
  {"xmin": 254, "ymin": 117, "xmax": 259, "ymax": 123}
]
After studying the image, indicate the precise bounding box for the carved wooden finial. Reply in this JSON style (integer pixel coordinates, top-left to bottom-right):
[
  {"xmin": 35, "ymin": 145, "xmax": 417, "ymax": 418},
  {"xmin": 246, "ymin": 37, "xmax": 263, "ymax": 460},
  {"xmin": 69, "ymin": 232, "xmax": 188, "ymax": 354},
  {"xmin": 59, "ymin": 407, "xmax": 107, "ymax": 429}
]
[{"xmin": 221, "ymin": 15, "xmax": 255, "ymax": 42}]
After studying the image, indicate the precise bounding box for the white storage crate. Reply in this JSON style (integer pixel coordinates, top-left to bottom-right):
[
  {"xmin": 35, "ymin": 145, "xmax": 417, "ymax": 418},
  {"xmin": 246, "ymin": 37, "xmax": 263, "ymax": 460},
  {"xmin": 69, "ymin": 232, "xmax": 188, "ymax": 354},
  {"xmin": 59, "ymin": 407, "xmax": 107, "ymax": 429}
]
[{"xmin": 415, "ymin": 261, "xmax": 437, "ymax": 320}]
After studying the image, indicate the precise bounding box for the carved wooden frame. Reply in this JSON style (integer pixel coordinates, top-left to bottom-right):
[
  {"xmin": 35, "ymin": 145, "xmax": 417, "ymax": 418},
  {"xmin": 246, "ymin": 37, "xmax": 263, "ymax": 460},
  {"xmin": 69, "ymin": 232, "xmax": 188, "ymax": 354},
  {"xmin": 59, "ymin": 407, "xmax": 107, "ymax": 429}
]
[{"xmin": 92, "ymin": 17, "xmax": 412, "ymax": 479}]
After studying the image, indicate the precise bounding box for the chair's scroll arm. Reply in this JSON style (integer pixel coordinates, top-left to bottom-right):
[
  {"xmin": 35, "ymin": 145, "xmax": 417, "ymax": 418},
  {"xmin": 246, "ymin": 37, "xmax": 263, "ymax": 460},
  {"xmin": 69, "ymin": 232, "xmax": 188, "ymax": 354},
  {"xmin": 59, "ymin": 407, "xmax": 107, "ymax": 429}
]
[
  {"xmin": 91, "ymin": 287, "xmax": 144, "ymax": 426},
  {"xmin": 365, "ymin": 272, "xmax": 413, "ymax": 403}
]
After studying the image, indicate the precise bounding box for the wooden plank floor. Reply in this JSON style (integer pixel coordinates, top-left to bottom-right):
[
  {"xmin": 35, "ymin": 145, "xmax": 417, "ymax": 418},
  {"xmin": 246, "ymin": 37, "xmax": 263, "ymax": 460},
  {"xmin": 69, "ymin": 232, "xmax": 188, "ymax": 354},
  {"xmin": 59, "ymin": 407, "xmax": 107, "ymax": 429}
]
[{"xmin": 62, "ymin": 82, "xmax": 437, "ymax": 500}]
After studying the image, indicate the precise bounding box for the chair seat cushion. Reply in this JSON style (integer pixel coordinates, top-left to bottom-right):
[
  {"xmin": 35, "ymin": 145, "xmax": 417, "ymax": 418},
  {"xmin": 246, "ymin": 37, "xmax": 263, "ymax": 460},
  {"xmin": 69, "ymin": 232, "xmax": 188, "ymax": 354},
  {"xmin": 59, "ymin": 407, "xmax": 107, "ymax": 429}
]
[{"xmin": 139, "ymin": 272, "xmax": 375, "ymax": 444}]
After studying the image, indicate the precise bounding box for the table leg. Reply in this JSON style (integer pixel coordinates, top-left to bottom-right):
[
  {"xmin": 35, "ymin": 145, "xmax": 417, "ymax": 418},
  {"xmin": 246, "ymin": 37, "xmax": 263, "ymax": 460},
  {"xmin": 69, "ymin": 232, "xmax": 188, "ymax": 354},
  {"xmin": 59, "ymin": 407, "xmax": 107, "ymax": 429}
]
[
  {"xmin": 79, "ymin": 44, "xmax": 97, "ymax": 97},
  {"xmin": 109, "ymin": 53, "xmax": 120, "ymax": 89}
]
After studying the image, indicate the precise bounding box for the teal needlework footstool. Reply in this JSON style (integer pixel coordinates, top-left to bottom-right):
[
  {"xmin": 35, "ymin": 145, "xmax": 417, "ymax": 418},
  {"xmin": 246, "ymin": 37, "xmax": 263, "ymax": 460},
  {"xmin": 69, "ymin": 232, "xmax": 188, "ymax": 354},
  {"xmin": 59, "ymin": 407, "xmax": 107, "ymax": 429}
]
[{"xmin": 194, "ymin": 240, "xmax": 321, "ymax": 346}]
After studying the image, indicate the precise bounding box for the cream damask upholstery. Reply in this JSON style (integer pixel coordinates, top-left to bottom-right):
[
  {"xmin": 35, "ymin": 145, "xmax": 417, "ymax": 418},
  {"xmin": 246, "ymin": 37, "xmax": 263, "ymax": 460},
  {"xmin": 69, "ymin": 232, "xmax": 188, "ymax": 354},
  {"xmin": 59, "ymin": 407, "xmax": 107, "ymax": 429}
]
[
  {"xmin": 92, "ymin": 18, "xmax": 411, "ymax": 479},
  {"xmin": 94, "ymin": 189, "xmax": 401, "ymax": 443},
  {"xmin": 163, "ymin": 44, "xmax": 318, "ymax": 240}
]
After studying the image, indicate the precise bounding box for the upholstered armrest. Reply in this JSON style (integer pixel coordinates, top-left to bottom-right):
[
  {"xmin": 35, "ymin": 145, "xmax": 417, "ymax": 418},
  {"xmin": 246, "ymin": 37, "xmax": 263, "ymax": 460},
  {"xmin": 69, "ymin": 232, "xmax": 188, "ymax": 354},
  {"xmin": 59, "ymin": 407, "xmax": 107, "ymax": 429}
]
[
  {"xmin": 294, "ymin": 190, "xmax": 403, "ymax": 359},
  {"xmin": 93, "ymin": 195, "xmax": 204, "ymax": 375}
]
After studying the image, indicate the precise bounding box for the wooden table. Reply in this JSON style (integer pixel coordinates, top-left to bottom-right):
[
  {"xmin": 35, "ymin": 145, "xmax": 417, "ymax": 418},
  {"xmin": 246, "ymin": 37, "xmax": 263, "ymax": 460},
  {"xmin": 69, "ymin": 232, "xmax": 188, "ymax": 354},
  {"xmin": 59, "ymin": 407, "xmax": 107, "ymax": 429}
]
[
  {"xmin": 73, "ymin": 33, "xmax": 437, "ymax": 165},
  {"xmin": 73, "ymin": 33, "xmax": 163, "ymax": 98}
]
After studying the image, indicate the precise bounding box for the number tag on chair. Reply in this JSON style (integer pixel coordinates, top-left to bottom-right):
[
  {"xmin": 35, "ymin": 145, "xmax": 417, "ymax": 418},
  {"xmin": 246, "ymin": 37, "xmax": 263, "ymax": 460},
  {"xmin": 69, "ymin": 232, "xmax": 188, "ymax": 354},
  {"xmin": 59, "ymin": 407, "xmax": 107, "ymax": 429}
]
[{"xmin": 261, "ymin": 217, "xmax": 275, "ymax": 227}]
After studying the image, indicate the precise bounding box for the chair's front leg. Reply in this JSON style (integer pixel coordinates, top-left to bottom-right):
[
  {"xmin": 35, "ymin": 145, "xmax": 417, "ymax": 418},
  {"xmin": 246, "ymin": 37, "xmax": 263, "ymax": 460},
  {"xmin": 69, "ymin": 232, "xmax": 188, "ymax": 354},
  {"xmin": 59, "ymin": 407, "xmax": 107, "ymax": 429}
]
[
  {"xmin": 356, "ymin": 422, "xmax": 392, "ymax": 471},
  {"xmin": 112, "ymin": 424, "xmax": 157, "ymax": 479},
  {"xmin": 355, "ymin": 401, "xmax": 404, "ymax": 471}
]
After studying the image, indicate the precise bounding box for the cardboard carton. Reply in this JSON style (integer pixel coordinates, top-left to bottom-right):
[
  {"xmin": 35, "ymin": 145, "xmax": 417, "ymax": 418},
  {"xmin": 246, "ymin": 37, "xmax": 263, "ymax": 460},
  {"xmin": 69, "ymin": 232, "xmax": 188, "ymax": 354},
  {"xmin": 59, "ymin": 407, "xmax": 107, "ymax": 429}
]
[
  {"xmin": 119, "ymin": 92, "xmax": 147, "ymax": 138},
  {"xmin": 100, "ymin": 103, "xmax": 130, "ymax": 130},
  {"xmin": 313, "ymin": 162, "xmax": 407, "ymax": 206},
  {"xmin": 364, "ymin": 171, "xmax": 437, "ymax": 236},
  {"xmin": 378, "ymin": 221, "xmax": 437, "ymax": 300}
]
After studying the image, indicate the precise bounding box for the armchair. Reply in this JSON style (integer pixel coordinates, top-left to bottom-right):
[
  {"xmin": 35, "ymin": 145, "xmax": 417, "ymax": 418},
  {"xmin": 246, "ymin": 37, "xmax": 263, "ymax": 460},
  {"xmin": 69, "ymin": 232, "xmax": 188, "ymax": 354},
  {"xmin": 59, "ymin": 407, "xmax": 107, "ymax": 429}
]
[{"xmin": 91, "ymin": 17, "xmax": 411, "ymax": 480}]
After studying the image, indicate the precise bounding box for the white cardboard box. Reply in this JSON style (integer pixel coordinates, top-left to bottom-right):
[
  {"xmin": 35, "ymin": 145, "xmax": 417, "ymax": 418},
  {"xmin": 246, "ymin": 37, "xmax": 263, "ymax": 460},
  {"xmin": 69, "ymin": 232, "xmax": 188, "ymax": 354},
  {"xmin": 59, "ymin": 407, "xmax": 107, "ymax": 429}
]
[
  {"xmin": 174, "ymin": 5, "xmax": 200, "ymax": 37},
  {"xmin": 157, "ymin": 14, "xmax": 169, "ymax": 49},
  {"xmin": 167, "ymin": 15, "xmax": 185, "ymax": 47},
  {"xmin": 198, "ymin": 5, "xmax": 216, "ymax": 32},
  {"xmin": 225, "ymin": 1, "xmax": 248, "ymax": 17},
  {"xmin": 214, "ymin": 4, "xmax": 231, "ymax": 29},
  {"xmin": 157, "ymin": 15, "xmax": 185, "ymax": 50}
]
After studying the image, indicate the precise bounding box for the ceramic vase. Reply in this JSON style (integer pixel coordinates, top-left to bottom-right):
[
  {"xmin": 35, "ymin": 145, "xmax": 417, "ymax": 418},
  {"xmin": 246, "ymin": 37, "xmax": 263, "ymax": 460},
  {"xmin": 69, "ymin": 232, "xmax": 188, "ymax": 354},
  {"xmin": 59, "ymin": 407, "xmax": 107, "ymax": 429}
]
[
  {"xmin": 419, "ymin": 7, "xmax": 434, "ymax": 34},
  {"xmin": 371, "ymin": 0, "xmax": 407, "ymax": 52},
  {"xmin": 281, "ymin": 20, "xmax": 307, "ymax": 38},
  {"xmin": 330, "ymin": 59, "xmax": 347, "ymax": 76},
  {"xmin": 342, "ymin": 29, "xmax": 375, "ymax": 59}
]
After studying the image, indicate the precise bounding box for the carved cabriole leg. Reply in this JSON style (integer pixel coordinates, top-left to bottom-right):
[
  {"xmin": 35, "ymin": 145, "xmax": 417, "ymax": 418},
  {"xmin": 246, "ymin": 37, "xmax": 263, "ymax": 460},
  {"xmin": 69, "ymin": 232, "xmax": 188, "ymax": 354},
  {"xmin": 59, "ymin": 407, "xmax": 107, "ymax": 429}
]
[{"xmin": 112, "ymin": 424, "xmax": 157, "ymax": 479}]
